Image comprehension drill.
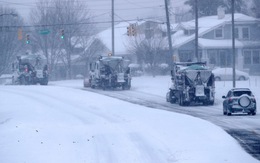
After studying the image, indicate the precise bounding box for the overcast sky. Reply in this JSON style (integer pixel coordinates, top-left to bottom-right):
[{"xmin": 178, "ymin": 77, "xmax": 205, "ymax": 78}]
[{"xmin": 2, "ymin": 0, "xmax": 187, "ymax": 23}]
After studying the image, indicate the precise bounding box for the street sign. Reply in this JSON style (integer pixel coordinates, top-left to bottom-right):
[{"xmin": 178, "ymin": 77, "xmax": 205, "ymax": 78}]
[{"xmin": 39, "ymin": 29, "xmax": 50, "ymax": 35}]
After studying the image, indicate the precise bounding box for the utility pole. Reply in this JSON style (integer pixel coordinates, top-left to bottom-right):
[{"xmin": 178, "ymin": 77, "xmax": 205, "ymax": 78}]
[
  {"xmin": 111, "ymin": 0, "xmax": 115, "ymax": 56},
  {"xmin": 195, "ymin": 0, "xmax": 199, "ymax": 62},
  {"xmin": 164, "ymin": 0, "xmax": 175, "ymax": 77},
  {"xmin": 232, "ymin": 0, "xmax": 236, "ymax": 88}
]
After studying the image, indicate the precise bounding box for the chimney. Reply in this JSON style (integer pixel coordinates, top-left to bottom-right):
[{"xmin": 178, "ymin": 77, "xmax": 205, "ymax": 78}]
[{"xmin": 217, "ymin": 7, "xmax": 225, "ymax": 19}]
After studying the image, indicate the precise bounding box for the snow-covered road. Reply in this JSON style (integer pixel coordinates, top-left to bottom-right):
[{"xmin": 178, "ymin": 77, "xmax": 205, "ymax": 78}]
[{"xmin": 0, "ymin": 77, "xmax": 259, "ymax": 163}]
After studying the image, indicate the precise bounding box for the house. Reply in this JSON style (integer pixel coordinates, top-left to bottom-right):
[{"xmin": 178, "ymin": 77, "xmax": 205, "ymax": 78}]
[
  {"xmin": 98, "ymin": 13, "xmax": 260, "ymax": 73},
  {"xmin": 97, "ymin": 20, "xmax": 172, "ymax": 64},
  {"xmin": 172, "ymin": 12, "xmax": 260, "ymax": 71}
]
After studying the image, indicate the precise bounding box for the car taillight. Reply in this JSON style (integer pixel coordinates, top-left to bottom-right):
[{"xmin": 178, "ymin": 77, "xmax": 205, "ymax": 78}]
[
  {"xmin": 228, "ymin": 98, "xmax": 233, "ymax": 103},
  {"xmin": 25, "ymin": 68, "xmax": 28, "ymax": 72},
  {"xmin": 252, "ymin": 97, "xmax": 256, "ymax": 102}
]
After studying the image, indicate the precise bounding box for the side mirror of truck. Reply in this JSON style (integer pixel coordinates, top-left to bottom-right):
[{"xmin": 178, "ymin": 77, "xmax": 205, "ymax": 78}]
[{"xmin": 222, "ymin": 96, "xmax": 226, "ymax": 99}]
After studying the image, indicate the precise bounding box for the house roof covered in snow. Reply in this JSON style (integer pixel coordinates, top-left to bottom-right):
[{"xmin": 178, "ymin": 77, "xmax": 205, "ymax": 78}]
[
  {"xmin": 97, "ymin": 21, "xmax": 144, "ymax": 55},
  {"xmin": 172, "ymin": 13, "xmax": 259, "ymax": 48},
  {"xmin": 97, "ymin": 20, "xmax": 168, "ymax": 55}
]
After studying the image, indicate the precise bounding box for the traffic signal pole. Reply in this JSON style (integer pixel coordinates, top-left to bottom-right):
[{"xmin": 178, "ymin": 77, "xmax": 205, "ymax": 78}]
[
  {"xmin": 195, "ymin": 0, "xmax": 199, "ymax": 62},
  {"xmin": 111, "ymin": 0, "xmax": 115, "ymax": 56},
  {"xmin": 232, "ymin": 0, "xmax": 236, "ymax": 88},
  {"xmin": 164, "ymin": 0, "xmax": 175, "ymax": 78}
]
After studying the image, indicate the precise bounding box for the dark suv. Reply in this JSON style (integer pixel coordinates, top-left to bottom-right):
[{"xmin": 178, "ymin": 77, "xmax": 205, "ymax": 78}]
[{"xmin": 222, "ymin": 88, "xmax": 257, "ymax": 116}]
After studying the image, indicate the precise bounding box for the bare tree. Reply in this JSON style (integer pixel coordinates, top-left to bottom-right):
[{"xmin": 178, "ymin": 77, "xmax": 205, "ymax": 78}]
[
  {"xmin": 79, "ymin": 37, "xmax": 108, "ymax": 76},
  {"xmin": 0, "ymin": 6, "xmax": 24, "ymax": 75},
  {"xmin": 30, "ymin": 0, "xmax": 60, "ymax": 79},
  {"xmin": 30, "ymin": 0, "xmax": 94, "ymax": 79},
  {"xmin": 128, "ymin": 31, "xmax": 167, "ymax": 77}
]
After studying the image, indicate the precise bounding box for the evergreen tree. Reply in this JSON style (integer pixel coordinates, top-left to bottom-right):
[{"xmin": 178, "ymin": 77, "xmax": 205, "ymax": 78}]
[
  {"xmin": 184, "ymin": 0, "xmax": 225, "ymax": 17},
  {"xmin": 252, "ymin": 0, "xmax": 260, "ymax": 18},
  {"xmin": 185, "ymin": 0, "xmax": 247, "ymax": 17},
  {"xmin": 224, "ymin": 0, "xmax": 246, "ymax": 14}
]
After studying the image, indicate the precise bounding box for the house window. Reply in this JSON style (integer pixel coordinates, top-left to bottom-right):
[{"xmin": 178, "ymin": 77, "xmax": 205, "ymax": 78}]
[
  {"xmin": 243, "ymin": 50, "xmax": 260, "ymax": 65},
  {"xmin": 242, "ymin": 27, "xmax": 249, "ymax": 39},
  {"xmin": 235, "ymin": 28, "xmax": 239, "ymax": 39},
  {"xmin": 236, "ymin": 27, "xmax": 250, "ymax": 40},
  {"xmin": 243, "ymin": 50, "xmax": 251, "ymax": 64},
  {"xmin": 215, "ymin": 28, "xmax": 223, "ymax": 38},
  {"xmin": 252, "ymin": 50, "xmax": 260, "ymax": 64}
]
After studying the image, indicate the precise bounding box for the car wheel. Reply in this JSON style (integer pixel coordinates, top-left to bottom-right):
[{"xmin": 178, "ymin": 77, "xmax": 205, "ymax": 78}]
[
  {"xmin": 226, "ymin": 106, "xmax": 231, "ymax": 116},
  {"xmin": 252, "ymin": 112, "xmax": 256, "ymax": 116},
  {"xmin": 166, "ymin": 92, "xmax": 170, "ymax": 102},
  {"xmin": 238, "ymin": 76, "xmax": 246, "ymax": 81},
  {"xmin": 215, "ymin": 76, "xmax": 221, "ymax": 81},
  {"xmin": 223, "ymin": 107, "xmax": 227, "ymax": 115}
]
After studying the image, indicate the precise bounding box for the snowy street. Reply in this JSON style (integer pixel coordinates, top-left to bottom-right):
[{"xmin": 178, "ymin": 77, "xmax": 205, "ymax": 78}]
[{"xmin": 1, "ymin": 76, "xmax": 260, "ymax": 163}]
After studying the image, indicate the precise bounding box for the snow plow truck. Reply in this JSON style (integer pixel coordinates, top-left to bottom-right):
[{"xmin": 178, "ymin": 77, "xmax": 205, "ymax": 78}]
[
  {"xmin": 86, "ymin": 55, "xmax": 131, "ymax": 90},
  {"xmin": 12, "ymin": 53, "xmax": 49, "ymax": 85},
  {"xmin": 166, "ymin": 62, "xmax": 215, "ymax": 106}
]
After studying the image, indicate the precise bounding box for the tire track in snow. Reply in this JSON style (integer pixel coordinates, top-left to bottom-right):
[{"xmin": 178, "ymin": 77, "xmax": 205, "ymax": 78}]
[
  {"xmin": 79, "ymin": 87, "xmax": 260, "ymax": 161},
  {"xmin": 0, "ymin": 86, "xmax": 121, "ymax": 125}
]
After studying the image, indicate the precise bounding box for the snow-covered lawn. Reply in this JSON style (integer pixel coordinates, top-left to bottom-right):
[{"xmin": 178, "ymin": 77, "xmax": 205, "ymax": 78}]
[{"xmin": 0, "ymin": 75, "xmax": 260, "ymax": 163}]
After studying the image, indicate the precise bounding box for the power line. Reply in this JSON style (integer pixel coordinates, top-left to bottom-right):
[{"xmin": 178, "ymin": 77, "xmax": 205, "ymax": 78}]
[
  {"xmin": 0, "ymin": 0, "xmax": 162, "ymax": 10},
  {"xmin": 0, "ymin": 18, "xmax": 150, "ymax": 29}
]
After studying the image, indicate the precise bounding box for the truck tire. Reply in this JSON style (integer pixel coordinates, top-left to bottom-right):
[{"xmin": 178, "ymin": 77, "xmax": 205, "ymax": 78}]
[
  {"xmin": 179, "ymin": 94, "xmax": 184, "ymax": 106},
  {"xmin": 209, "ymin": 100, "xmax": 214, "ymax": 105},
  {"xmin": 40, "ymin": 78, "xmax": 48, "ymax": 85},
  {"xmin": 20, "ymin": 75, "xmax": 29, "ymax": 85}
]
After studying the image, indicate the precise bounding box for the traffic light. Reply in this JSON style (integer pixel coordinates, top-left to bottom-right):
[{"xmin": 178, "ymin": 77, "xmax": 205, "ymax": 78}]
[
  {"xmin": 132, "ymin": 25, "xmax": 137, "ymax": 36},
  {"xmin": 60, "ymin": 29, "xmax": 64, "ymax": 39},
  {"xmin": 127, "ymin": 26, "xmax": 132, "ymax": 36},
  {"xmin": 18, "ymin": 28, "xmax": 23, "ymax": 40},
  {"xmin": 26, "ymin": 34, "xmax": 30, "ymax": 44},
  {"xmin": 127, "ymin": 24, "xmax": 137, "ymax": 36}
]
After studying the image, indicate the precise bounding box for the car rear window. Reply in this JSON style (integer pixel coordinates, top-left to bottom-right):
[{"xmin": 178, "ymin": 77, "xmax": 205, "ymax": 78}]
[{"xmin": 233, "ymin": 91, "xmax": 251, "ymax": 97}]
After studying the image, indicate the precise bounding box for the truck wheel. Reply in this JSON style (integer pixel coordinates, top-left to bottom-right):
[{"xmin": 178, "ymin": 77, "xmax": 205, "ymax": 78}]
[
  {"xmin": 20, "ymin": 76, "xmax": 28, "ymax": 85},
  {"xmin": 12, "ymin": 76, "xmax": 15, "ymax": 85},
  {"xmin": 40, "ymin": 81, "xmax": 48, "ymax": 85},
  {"xmin": 179, "ymin": 94, "xmax": 184, "ymax": 106},
  {"xmin": 209, "ymin": 100, "xmax": 214, "ymax": 105},
  {"xmin": 122, "ymin": 83, "xmax": 131, "ymax": 90},
  {"xmin": 40, "ymin": 78, "xmax": 48, "ymax": 85}
]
